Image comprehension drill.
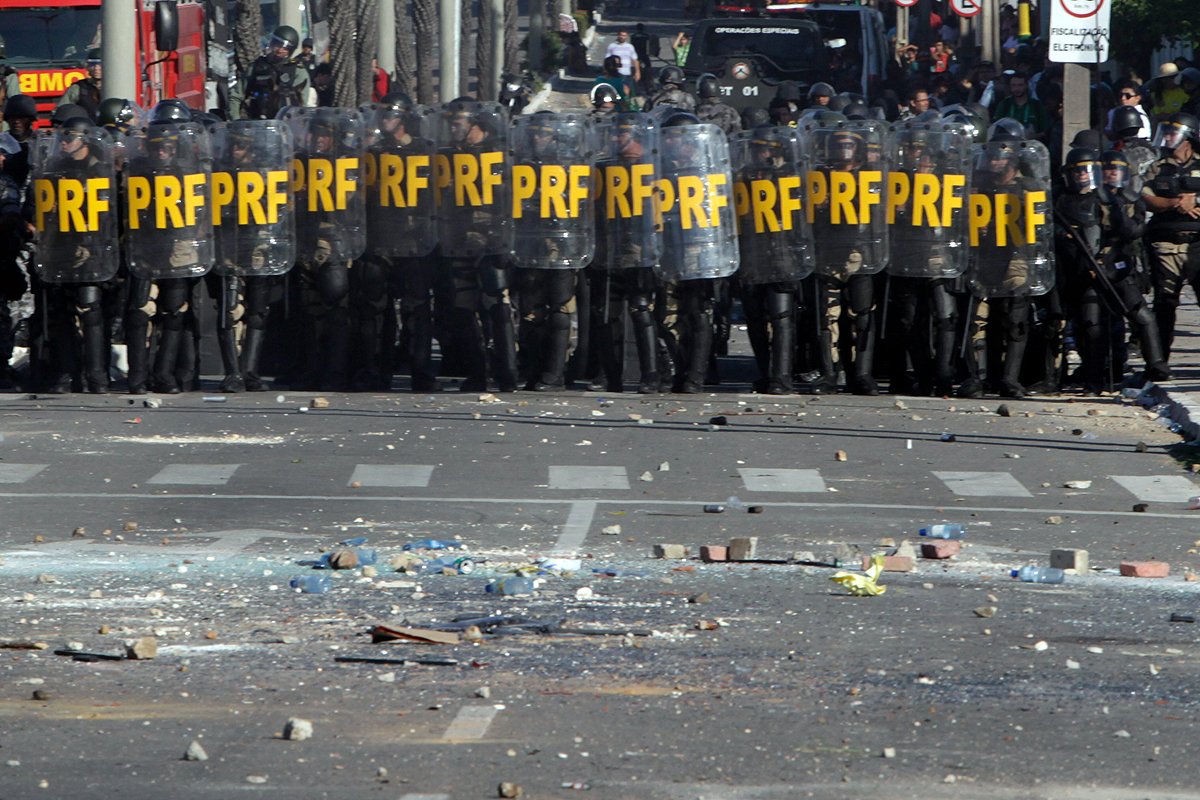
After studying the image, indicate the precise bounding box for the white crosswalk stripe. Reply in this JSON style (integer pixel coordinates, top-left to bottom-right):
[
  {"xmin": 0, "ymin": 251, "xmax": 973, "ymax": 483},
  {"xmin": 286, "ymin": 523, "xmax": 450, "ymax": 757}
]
[
  {"xmin": 1109, "ymin": 475, "xmax": 1198, "ymax": 503},
  {"xmin": 147, "ymin": 464, "xmax": 241, "ymax": 485},
  {"xmin": 0, "ymin": 464, "xmax": 48, "ymax": 483},
  {"xmin": 348, "ymin": 464, "xmax": 434, "ymax": 487},
  {"xmin": 440, "ymin": 705, "xmax": 500, "ymax": 740},
  {"xmin": 547, "ymin": 466, "xmax": 630, "ymax": 490},
  {"xmin": 739, "ymin": 468, "xmax": 827, "ymax": 492},
  {"xmin": 933, "ymin": 471, "xmax": 1032, "ymax": 497}
]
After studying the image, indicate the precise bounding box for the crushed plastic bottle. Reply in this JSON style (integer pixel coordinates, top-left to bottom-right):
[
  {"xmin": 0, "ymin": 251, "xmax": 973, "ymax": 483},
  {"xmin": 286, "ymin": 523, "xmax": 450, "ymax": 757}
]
[
  {"xmin": 1189, "ymin": 496, "xmax": 1200, "ymax": 510},
  {"xmin": 485, "ymin": 576, "xmax": 534, "ymax": 596},
  {"xmin": 919, "ymin": 524, "xmax": 965, "ymax": 539},
  {"xmin": 290, "ymin": 575, "xmax": 332, "ymax": 594},
  {"xmin": 418, "ymin": 555, "xmax": 475, "ymax": 575},
  {"xmin": 1011, "ymin": 566, "xmax": 1065, "ymax": 584},
  {"xmin": 725, "ymin": 496, "xmax": 747, "ymax": 511},
  {"xmin": 403, "ymin": 539, "xmax": 461, "ymax": 552}
]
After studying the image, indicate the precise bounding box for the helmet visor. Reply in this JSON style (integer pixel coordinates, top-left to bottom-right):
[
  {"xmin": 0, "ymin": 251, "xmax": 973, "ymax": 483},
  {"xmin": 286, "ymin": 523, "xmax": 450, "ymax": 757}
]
[
  {"xmin": 1066, "ymin": 160, "xmax": 1101, "ymax": 192},
  {"xmin": 1152, "ymin": 121, "xmax": 1191, "ymax": 150},
  {"xmin": 1102, "ymin": 158, "xmax": 1129, "ymax": 189}
]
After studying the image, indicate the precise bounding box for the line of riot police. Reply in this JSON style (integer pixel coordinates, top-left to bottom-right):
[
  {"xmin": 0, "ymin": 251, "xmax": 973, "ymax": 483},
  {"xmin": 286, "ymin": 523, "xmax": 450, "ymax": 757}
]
[{"xmin": 14, "ymin": 93, "xmax": 1189, "ymax": 397}]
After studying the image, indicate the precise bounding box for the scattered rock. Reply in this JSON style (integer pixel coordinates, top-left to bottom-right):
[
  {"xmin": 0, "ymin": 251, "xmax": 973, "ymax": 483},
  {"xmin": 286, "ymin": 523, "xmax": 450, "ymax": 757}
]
[
  {"xmin": 940, "ymin": 433, "xmax": 956, "ymax": 442},
  {"xmin": 1064, "ymin": 480, "xmax": 1091, "ymax": 489},
  {"xmin": 877, "ymin": 537, "xmax": 896, "ymax": 547},
  {"xmin": 700, "ymin": 545, "xmax": 728, "ymax": 563},
  {"xmin": 835, "ymin": 450, "xmax": 848, "ymax": 461},
  {"xmin": 1033, "ymin": 641, "xmax": 1049, "ymax": 651},
  {"xmin": 1066, "ymin": 659, "xmax": 1081, "ymax": 670},
  {"xmin": 996, "ymin": 403, "xmax": 1011, "ymax": 417},
  {"xmin": 921, "ymin": 540, "xmax": 960, "ymax": 559},
  {"xmin": 601, "ymin": 524, "xmax": 621, "ymax": 535},
  {"xmin": 126, "ymin": 637, "xmax": 157, "ymax": 660},
  {"xmin": 1113, "ymin": 730, "xmax": 1131, "ymax": 739},
  {"xmin": 204, "ymin": 631, "xmax": 218, "ymax": 640},
  {"xmin": 1135, "ymin": 441, "xmax": 1148, "ymax": 453},
  {"xmin": 893, "ymin": 400, "xmax": 907, "ymax": 410},
  {"xmin": 245, "ymin": 775, "xmax": 267, "ymax": 784},
  {"xmin": 882, "ymin": 747, "xmax": 897, "ymax": 758},
  {"xmin": 98, "ymin": 625, "xmax": 110, "ymax": 635},
  {"xmin": 574, "ymin": 587, "xmax": 593, "ymax": 600},
  {"xmin": 659, "ymin": 461, "xmax": 670, "ymax": 472},
  {"xmin": 475, "ymin": 686, "xmax": 491, "ymax": 699},
  {"xmin": 350, "ymin": 481, "xmax": 362, "ymax": 488},
  {"xmin": 638, "ymin": 471, "xmax": 654, "ymax": 482},
  {"xmin": 31, "ymin": 690, "xmax": 50, "ymax": 701},
  {"xmin": 653, "ymin": 543, "xmax": 688, "ymax": 559},
  {"xmin": 33, "ymin": 535, "xmax": 43, "ymax": 543},
  {"xmin": 1050, "ymin": 549, "xmax": 1088, "ymax": 572},
  {"xmin": 1087, "ymin": 408, "xmax": 1105, "ymax": 417},
  {"xmin": 729, "ymin": 537, "xmax": 759, "ymax": 561},
  {"xmin": 1185, "ymin": 573, "xmax": 1199, "ymax": 583},
  {"xmin": 123, "ymin": 522, "xmax": 137, "ymax": 531},
  {"xmin": 973, "ymin": 606, "xmax": 997, "ymax": 618},
  {"xmin": 1120, "ymin": 561, "xmax": 1170, "ymax": 578},
  {"xmin": 311, "ymin": 397, "xmax": 329, "ymax": 409},
  {"xmin": 143, "ymin": 398, "xmax": 161, "ymax": 409},
  {"xmin": 696, "ymin": 620, "xmax": 719, "ymax": 631},
  {"xmin": 1132, "ymin": 503, "xmax": 1149, "ymax": 513},
  {"xmin": 327, "ymin": 550, "xmax": 358, "ymax": 570},
  {"xmin": 688, "ymin": 592, "xmax": 712, "ymax": 605},
  {"xmin": 709, "ymin": 415, "xmax": 728, "ymax": 426},
  {"xmin": 35, "ymin": 574, "xmax": 57, "ymax": 584},
  {"xmin": 498, "ymin": 782, "xmax": 523, "ymax": 798},
  {"xmin": 862, "ymin": 555, "xmax": 914, "ymax": 572},
  {"xmin": 183, "ymin": 741, "xmax": 208, "ymax": 761},
  {"xmin": 71, "ymin": 527, "xmax": 86, "ymax": 537},
  {"xmin": 893, "ymin": 540, "xmax": 917, "ymax": 560},
  {"xmin": 283, "ymin": 717, "xmax": 313, "ymax": 741},
  {"xmin": 1045, "ymin": 515, "xmax": 1063, "ymax": 525}
]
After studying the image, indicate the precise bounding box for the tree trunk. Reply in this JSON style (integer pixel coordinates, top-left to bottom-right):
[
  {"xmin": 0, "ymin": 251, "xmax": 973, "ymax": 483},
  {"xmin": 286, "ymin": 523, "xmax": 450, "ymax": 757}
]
[
  {"xmin": 459, "ymin": 0, "xmax": 472, "ymax": 98},
  {"xmin": 233, "ymin": 0, "xmax": 263, "ymax": 77},
  {"xmin": 413, "ymin": 0, "xmax": 436, "ymax": 103},
  {"xmin": 329, "ymin": 0, "xmax": 358, "ymax": 107},
  {"xmin": 503, "ymin": 0, "xmax": 519, "ymax": 76},
  {"xmin": 394, "ymin": 0, "xmax": 416, "ymax": 96},
  {"xmin": 476, "ymin": 0, "xmax": 493, "ymax": 99},
  {"xmin": 356, "ymin": 0, "xmax": 380, "ymax": 103}
]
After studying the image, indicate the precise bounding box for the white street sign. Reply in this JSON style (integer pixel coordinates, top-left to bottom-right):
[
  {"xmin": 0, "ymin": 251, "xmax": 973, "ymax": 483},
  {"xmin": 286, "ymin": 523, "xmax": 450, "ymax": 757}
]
[{"xmin": 1049, "ymin": 0, "xmax": 1110, "ymax": 63}]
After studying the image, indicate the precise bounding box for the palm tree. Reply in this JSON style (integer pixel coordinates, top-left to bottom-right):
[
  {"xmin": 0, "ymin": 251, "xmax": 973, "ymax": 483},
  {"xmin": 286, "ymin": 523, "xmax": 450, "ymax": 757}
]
[
  {"xmin": 394, "ymin": 0, "xmax": 417, "ymax": 96},
  {"xmin": 413, "ymin": 0, "xmax": 436, "ymax": 103},
  {"xmin": 233, "ymin": 0, "xmax": 263, "ymax": 77}
]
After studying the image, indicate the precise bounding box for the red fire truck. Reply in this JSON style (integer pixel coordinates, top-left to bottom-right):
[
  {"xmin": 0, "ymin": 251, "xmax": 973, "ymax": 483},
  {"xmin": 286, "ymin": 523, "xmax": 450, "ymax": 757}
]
[{"xmin": 0, "ymin": 0, "xmax": 229, "ymax": 124}]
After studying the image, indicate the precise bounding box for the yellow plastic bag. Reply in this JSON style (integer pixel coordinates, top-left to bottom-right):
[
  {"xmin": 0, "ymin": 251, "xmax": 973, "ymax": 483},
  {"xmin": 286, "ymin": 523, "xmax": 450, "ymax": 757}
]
[{"xmin": 830, "ymin": 554, "xmax": 887, "ymax": 596}]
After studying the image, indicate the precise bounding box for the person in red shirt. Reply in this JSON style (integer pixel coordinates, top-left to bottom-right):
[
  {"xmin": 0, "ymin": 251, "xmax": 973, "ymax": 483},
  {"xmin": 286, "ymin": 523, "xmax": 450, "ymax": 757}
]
[{"xmin": 373, "ymin": 58, "xmax": 389, "ymax": 102}]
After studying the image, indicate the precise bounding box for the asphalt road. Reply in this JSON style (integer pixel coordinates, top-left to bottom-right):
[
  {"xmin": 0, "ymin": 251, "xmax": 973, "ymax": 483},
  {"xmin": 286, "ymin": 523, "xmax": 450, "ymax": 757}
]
[{"xmin": 3, "ymin": 361, "xmax": 1200, "ymax": 799}]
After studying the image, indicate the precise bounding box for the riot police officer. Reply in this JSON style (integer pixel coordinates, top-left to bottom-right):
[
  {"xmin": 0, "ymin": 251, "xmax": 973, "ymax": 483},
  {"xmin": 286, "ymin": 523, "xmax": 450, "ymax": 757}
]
[
  {"xmin": 1108, "ymin": 105, "xmax": 1157, "ymax": 186},
  {"xmin": 231, "ymin": 26, "xmax": 312, "ymax": 120},
  {"xmin": 1142, "ymin": 113, "xmax": 1200, "ymax": 363},
  {"xmin": 646, "ymin": 66, "xmax": 696, "ymax": 113},
  {"xmin": 695, "ymin": 74, "xmax": 741, "ymax": 136},
  {"xmin": 359, "ymin": 92, "xmax": 440, "ymax": 391},
  {"xmin": 1056, "ymin": 147, "xmax": 1169, "ymax": 393},
  {"xmin": 56, "ymin": 50, "xmax": 103, "ymax": 119},
  {"xmin": 435, "ymin": 98, "xmax": 517, "ymax": 392}
]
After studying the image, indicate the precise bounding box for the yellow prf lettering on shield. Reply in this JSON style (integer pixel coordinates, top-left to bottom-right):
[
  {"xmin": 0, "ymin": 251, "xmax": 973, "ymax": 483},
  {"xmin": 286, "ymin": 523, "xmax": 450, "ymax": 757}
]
[
  {"xmin": 183, "ymin": 173, "xmax": 206, "ymax": 227},
  {"xmin": 85, "ymin": 178, "xmax": 109, "ymax": 232},
  {"xmin": 968, "ymin": 193, "xmax": 991, "ymax": 246},
  {"xmin": 677, "ymin": 175, "xmax": 707, "ymax": 230},
  {"xmin": 886, "ymin": 172, "xmax": 910, "ymax": 225},
  {"xmin": 434, "ymin": 153, "xmax": 450, "ymax": 207},
  {"xmin": 707, "ymin": 173, "xmax": 728, "ymax": 228},
  {"xmin": 568, "ymin": 165, "xmax": 590, "ymax": 219},
  {"xmin": 605, "ymin": 165, "xmax": 631, "ymax": 219},
  {"xmin": 212, "ymin": 172, "xmax": 235, "ymax": 224},
  {"xmin": 829, "ymin": 170, "xmax": 857, "ymax": 225},
  {"xmin": 379, "ymin": 154, "xmax": 405, "ymax": 207},
  {"xmin": 778, "ymin": 176, "xmax": 801, "ymax": 231},
  {"xmin": 237, "ymin": 171, "xmax": 267, "ymax": 225},
  {"xmin": 126, "ymin": 176, "xmax": 151, "ymax": 230},
  {"xmin": 805, "ymin": 171, "xmax": 827, "ymax": 224},
  {"xmin": 453, "ymin": 153, "xmax": 482, "ymax": 207},
  {"xmin": 267, "ymin": 170, "xmax": 289, "ymax": 223},
  {"xmin": 1024, "ymin": 190, "xmax": 1046, "ymax": 244},
  {"xmin": 858, "ymin": 170, "xmax": 882, "ymax": 224},
  {"xmin": 968, "ymin": 191, "xmax": 1038, "ymax": 247},
  {"xmin": 308, "ymin": 158, "xmax": 333, "ymax": 212},
  {"xmin": 34, "ymin": 180, "xmax": 53, "ymax": 232},
  {"xmin": 33, "ymin": 178, "xmax": 105, "ymax": 233},
  {"xmin": 732, "ymin": 181, "xmax": 749, "ymax": 235},
  {"xmin": 511, "ymin": 164, "xmax": 535, "ymax": 219},
  {"xmin": 911, "ymin": 173, "xmax": 941, "ymax": 227},
  {"xmin": 154, "ymin": 175, "xmax": 184, "ymax": 229},
  {"xmin": 406, "ymin": 154, "xmax": 430, "ymax": 208},
  {"xmin": 750, "ymin": 179, "xmax": 779, "ymax": 234},
  {"xmin": 941, "ymin": 175, "xmax": 965, "ymax": 227},
  {"xmin": 335, "ymin": 157, "xmax": 358, "ymax": 211},
  {"xmin": 539, "ymin": 165, "xmax": 568, "ymax": 218}
]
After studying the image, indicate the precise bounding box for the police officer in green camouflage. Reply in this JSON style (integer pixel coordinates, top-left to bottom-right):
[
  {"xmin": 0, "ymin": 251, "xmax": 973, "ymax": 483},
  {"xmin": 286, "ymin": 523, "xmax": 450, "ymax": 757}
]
[{"xmin": 230, "ymin": 27, "xmax": 311, "ymax": 120}]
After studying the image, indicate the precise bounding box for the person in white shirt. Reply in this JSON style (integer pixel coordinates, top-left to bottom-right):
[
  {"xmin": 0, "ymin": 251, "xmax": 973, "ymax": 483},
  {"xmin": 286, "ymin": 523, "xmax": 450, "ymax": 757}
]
[
  {"xmin": 1107, "ymin": 80, "xmax": 1153, "ymax": 140},
  {"xmin": 604, "ymin": 29, "xmax": 641, "ymax": 96}
]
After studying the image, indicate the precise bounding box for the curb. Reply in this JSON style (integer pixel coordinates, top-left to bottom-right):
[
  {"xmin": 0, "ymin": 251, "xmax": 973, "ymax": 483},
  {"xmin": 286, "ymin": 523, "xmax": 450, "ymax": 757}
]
[
  {"xmin": 1131, "ymin": 382, "xmax": 1200, "ymax": 442},
  {"xmin": 523, "ymin": 81, "xmax": 555, "ymax": 114}
]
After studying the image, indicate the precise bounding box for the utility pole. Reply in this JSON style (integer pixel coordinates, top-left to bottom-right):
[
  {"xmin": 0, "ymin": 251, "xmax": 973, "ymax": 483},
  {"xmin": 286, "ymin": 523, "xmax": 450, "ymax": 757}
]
[
  {"xmin": 378, "ymin": 0, "xmax": 396, "ymax": 77},
  {"xmin": 529, "ymin": 0, "xmax": 544, "ymax": 77},
  {"xmin": 101, "ymin": 0, "xmax": 137, "ymax": 101},
  {"xmin": 439, "ymin": 0, "xmax": 461, "ymax": 101},
  {"xmin": 980, "ymin": 0, "xmax": 998, "ymax": 65},
  {"xmin": 279, "ymin": 0, "xmax": 304, "ymax": 35},
  {"xmin": 1061, "ymin": 63, "xmax": 1090, "ymax": 156},
  {"xmin": 896, "ymin": 6, "xmax": 908, "ymax": 46},
  {"xmin": 489, "ymin": 0, "xmax": 504, "ymax": 95}
]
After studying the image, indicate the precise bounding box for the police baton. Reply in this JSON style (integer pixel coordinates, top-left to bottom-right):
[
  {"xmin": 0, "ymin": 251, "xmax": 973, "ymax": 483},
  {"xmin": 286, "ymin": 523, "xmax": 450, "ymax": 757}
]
[{"xmin": 1051, "ymin": 207, "xmax": 1130, "ymax": 319}]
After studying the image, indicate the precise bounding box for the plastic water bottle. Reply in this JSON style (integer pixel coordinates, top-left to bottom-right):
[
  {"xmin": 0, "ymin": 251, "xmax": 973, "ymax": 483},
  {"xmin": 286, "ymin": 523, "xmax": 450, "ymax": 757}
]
[
  {"xmin": 290, "ymin": 574, "xmax": 332, "ymax": 594},
  {"xmin": 725, "ymin": 496, "xmax": 747, "ymax": 511},
  {"xmin": 403, "ymin": 539, "xmax": 460, "ymax": 552},
  {"xmin": 919, "ymin": 524, "xmax": 965, "ymax": 539},
  {"xmin": 485, "ymin": 576, "xmax": 534, "ymax": 596},
  {"xmin": 418, "ymin": 555, "xmax": 475, "ymax": 575},
  {"xmin": 1011, "ymin": 566, "xmax": 1065, "ymax": 584},
  {"xmin": 1189, "ymin": 496, "xmax": 1200, "ymax": 510}
]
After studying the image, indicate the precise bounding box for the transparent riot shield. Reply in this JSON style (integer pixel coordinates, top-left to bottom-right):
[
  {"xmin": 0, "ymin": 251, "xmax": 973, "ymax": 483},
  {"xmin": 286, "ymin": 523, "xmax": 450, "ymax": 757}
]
[
  {"xmin": 31, "ymin": 126, "xmax": 119, "ymax": 284},
  {"xmin": 277, "ymin": 106, "xmax": 367, "ymax": 264},
  {"xmin": 210, "ymin": 119, "xmax": 296, "ymax": 276},
  {"xmin": 434, "ymin": 100, "xmax": 512, "ymax": 259},
  {"xmin": 885, "ymin": 119, "xmax": 972, "ymax": 279},
  {"xmin": 729, "ymin": 126, "xmax": 814, "ymax": 285},
  {"xmin": 802, "ymin": 118, "xmax": 889, "ymax": 281},
  {"xmin": 595, "ymin": 112, "xmax": 662, "ymax": 271},
  {"xmin": 361, "ymin": 103, "xmax": 438, "ymax": 258},
  {"xmin": 510, "ymin": 113, "xmax": 596, "ymax": 270},
  {"xmin": 123, "ymin": 121, "xmax": 214, "ymax": 280},
  {"xmin": 653, "ymin": 123, "xmax": 739, "ymax": 282},
  {"xmin": 966, "ymin": 140, "xmax": 1055, "ymax": 299}
]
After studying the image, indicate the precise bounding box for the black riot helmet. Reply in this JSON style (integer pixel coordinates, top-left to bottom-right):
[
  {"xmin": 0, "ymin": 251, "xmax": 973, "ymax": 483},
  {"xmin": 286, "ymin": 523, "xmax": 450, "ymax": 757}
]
[
  {"xmin": 590, "ymin": 82, "xmax": 620, "ymax": 109},
  {"xmin": 1062, "ymin": 147, "xmax": 1102, "ymax": 193},
  {"xmin": 97, "ymin": 97, "xmax": 139, "ymax": 127},
  {"xmin": 663, "ymin": 111, "xmax": 700, "ymax": 128},
  {"xmin": 149, "ymin": 98, "xmax": 193, "ymax": 124},
  {"xmin": 4, "ymin": 94, "xmax": 38, "ymax": 119},
  {"xmin": 827, "ymin": 95, "xmax": 850, "ymax": 112},
  {"xmin": 826, "ymin": 128, "xmax": 863, "ymax": 165},
  {"xmin": 51, "ymin": 104, "xmax": 89, "ymax": 127},
  {"xmin": 775, "ymin": 81, "xmax": 804, "ymax": 104},
  {"xmin": 660, "ymin": 65, "xmax": 685, "ymax": 88},
  {"xmin": 941, "ymin": 105, "xmax": 986, "ymax": 143},
  {"xmin": 60, "ymin": 116, "xmax": 95, "ymax": 136},
  {"xmin": 1101, "ymin": 150, "xmax": 1130, "ymax": 190},
  {"xmin": 697, "ymin": 73, "xmax": 720, "ymax": 100},
  {"xmin": 808, "ymin": 82, "xmax": 835, "ymax": 103},
  {"xmin": 987, "ymin": 117, "xmax": 1026, "ymax": 142},
  {"xmin": 811, "ymin": 110, "xmax": 848, "ymax": 126},
  {"xmin": 380, "ymin": 92, "xmax": 415, "ymax": 114},
  {"xmin": 1152, "ymin": 112, "xmax": 1200, "ymax": 150},
  {"xmin": 741, "ymin": 106, "xmax": 771, "ymax": 129},
  {"xmin": 842, "ymin": 102, "xmax": 869, "ymax": 120},
  {"xmin": 1109, "ymin": 105, "xmax": 1144, "ymax": 140},
  {"xmin": 268, "ymin": 26, "xmax": 301, "ymax": 56}
]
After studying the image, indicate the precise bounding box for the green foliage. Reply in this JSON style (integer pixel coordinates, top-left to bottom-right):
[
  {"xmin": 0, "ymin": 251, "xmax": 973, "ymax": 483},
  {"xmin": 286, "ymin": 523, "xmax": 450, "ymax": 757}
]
[
  {"xmin": 1110, "ymin": 0, "xmax": 1200, "ymax": 77},
  {"xmin": 520, "ymin": 30, "xmax": 565, "ymax": 73},
  {"xmin": 573, "ymin": 9, "xmax": 591, "ymax": 34}
]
